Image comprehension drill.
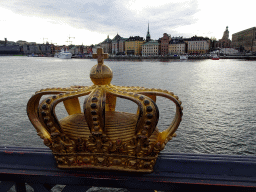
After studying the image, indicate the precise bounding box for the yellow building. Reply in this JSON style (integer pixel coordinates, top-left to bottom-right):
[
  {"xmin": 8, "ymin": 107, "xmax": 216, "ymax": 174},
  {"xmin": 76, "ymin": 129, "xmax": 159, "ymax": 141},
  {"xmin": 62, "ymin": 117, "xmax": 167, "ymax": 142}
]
[
  {"xmin": 169, "ymin": 37, "xmax": 186, "ymax": 55},
  {"xmin": 125, "ymin": 36, "xmax": 145, "ymax": 55}
]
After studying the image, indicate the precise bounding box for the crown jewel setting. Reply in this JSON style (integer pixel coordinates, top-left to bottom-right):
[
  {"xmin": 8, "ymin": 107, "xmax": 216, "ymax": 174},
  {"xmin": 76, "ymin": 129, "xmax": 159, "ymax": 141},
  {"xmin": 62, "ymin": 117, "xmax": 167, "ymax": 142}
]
[{"xmin": 27, "ymin": 48, "xmax": 183, "ymax": 172}]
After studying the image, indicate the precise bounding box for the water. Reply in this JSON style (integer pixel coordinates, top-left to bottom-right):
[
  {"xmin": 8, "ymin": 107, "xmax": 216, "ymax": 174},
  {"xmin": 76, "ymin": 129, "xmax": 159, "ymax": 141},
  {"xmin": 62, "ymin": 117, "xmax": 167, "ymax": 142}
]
[{"xmin": 0, "ymin": 56, "xmax": 255, "ymax": 156}]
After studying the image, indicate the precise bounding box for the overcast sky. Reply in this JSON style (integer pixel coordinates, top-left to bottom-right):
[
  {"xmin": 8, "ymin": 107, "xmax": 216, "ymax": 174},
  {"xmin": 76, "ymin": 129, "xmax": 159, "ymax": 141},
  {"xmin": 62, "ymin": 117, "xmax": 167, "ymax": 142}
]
[{"xmin": 0, "ymin": 0, "xmax": 255, "ymax": 45}]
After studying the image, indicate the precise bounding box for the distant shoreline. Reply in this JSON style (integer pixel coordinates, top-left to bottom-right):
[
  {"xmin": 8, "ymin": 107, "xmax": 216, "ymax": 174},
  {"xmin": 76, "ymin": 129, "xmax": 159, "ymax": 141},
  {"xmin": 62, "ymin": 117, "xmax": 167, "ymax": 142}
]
[{"xmin": 1, "ymin": 54, "xmax": 256, "ymax": 60}]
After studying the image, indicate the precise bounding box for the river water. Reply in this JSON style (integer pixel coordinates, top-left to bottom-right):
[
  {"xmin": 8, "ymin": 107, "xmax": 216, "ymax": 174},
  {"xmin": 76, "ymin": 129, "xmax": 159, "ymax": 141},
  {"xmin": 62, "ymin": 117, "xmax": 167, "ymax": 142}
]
[{"xmin": 0, "ymin": 56, "xmax": 255, "ymax": 156}]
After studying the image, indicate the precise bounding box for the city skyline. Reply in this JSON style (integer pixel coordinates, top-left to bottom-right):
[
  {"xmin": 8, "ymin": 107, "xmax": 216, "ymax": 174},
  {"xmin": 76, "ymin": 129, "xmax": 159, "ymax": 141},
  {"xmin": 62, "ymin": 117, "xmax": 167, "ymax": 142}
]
[{"xmin": 0, "ymin": 0, "xmax": 255, "ymax": 45}]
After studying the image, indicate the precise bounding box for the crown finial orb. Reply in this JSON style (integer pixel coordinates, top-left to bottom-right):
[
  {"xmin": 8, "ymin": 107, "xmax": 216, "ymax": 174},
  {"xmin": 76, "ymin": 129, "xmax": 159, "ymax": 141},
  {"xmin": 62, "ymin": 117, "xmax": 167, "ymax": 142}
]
[{"xmin": 91, "ymin": 48, "xmax": 112, "ymax": 85}]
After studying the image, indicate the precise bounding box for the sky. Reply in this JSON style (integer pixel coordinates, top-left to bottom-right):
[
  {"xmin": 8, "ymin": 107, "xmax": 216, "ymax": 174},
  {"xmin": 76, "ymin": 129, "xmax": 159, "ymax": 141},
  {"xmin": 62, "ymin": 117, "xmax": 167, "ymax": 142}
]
[{"xmin": 0, "ymin": 0, "xmax": 255, "ymax": 45}]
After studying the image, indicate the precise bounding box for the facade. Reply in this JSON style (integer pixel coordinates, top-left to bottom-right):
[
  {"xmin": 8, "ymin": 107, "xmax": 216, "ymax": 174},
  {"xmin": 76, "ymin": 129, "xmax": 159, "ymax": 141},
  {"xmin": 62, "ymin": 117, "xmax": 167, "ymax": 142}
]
[
  {"xmin": 142, "ymin": 40, "xmax": 160, "ymax": 56},
  {"xmin": 100, "ymin": 35, "xmax": 112, "ymax": 54},
  {"xmin": 160, "ymin": 33, "xmax": 171, "ymax": 55},
  {"xmin": 216, "ymin": 26, "xmax": 231, "ymax": 48},
  {"xmin": 169, "ymin": 37, "xmax": 186, "ymax": 55},
  {"xmin": 0, "ymin": 45, "xmax": 20, "ymax": 54},
  {"xmin": 232, "ymin": 27, "xmax": 256, "ymax": 52},
  {"xmin": 20, "ymin": 42, "xmax": 52, "ymax": 55},
  {"xmin": 0, "ymin": 38, "xmax": 20, "ymax": 54},
  {"xmin": 118, "ymin": 38, "xmax": 127, "ymax": 54},
  {"xmin": 125, "ymin": 36, "xmax": 145, "ymax": 55},
  {"xmin": 69, "ymin": 46, "xmax": 80, "ymax": 55},
  {"xmin": 187, "ymin": 36, "xmax": 210, "ymax": 54},
  {"xmin": 92, "ymin": 44, "xmax": 102, "ymax": 54},
  {"xmin": 111, "ymin": 34, "xmax": 126, "ymax": 55},
  {"xmin": 86, "ymin": 45, "xmax": 94, "ymax": 55}
]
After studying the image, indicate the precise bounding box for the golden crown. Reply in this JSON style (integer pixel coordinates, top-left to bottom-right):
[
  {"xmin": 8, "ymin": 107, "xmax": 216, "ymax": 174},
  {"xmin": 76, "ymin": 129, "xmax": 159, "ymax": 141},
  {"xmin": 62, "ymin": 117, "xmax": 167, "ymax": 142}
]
[{"xmin": 27, "ymin": 48, "xmax": 183, "ymax": 172}]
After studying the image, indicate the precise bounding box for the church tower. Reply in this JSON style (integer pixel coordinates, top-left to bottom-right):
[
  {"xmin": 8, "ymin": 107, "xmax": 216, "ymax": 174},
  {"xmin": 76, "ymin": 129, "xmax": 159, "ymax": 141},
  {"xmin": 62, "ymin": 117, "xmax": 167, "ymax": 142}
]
[
  {"xmin": 217, "ymin": 26, "xmax": 231, "ymax": 48},
  {"xmin": 146, "ymin": 23, "xmax": 151, "ymax": 42},
  {"xmin": 222, "ymin": 26, "xmax": 229, "ymax": 40}
]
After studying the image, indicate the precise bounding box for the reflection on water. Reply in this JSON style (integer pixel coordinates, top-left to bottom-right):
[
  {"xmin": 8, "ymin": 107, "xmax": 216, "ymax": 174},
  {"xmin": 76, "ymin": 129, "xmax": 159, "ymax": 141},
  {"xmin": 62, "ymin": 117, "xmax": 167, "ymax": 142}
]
[{"xmin": 0, "ymin": 57, "xmax": 255, "ymax": 155}]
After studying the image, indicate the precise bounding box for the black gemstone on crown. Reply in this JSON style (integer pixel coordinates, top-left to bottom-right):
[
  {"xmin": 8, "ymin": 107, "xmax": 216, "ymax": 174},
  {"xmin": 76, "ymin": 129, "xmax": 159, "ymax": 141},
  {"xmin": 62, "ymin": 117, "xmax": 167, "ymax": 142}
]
[
  {"xmin": 42, "ymin": 104, "xmax": 48, "ymax": 110},
  {"xmin": 91, "ymin": 103, "xmax": 97, "ymax": 109},
  {"xmin": 91, "ymin": 111, "xmax": 97, "ymax": 115},
  {"xmin": 92, "ymin": 97, "xmax": 98, "ymax": 102},
  {"xmin": 46, "ymin": 99, "xmax": 51, "ymax": 104},
  {"xmin": 146, "ymin": 106, "xmax": 153, "ymax": 112},
  {"xmin": 144, "ymin": 100, "xmax": 150, "ymax": 105},
  {"xmin": 147, "ymin": 114, "xmax": 153, "ymax": 119},
  {"xmin": 139, "ymin": 96, "xmax": 144, "ymax": 100},
  {"xmin": 41, "ymin": 111, "xmax": 47, "ymax": 116}
]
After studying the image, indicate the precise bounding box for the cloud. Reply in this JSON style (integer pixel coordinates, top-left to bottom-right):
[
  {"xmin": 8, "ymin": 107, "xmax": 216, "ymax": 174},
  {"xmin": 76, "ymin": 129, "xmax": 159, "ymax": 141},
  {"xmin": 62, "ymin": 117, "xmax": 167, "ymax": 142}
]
[{"xmin": 0, "ymin": 0, "xmax": 200, "ymax": 43}]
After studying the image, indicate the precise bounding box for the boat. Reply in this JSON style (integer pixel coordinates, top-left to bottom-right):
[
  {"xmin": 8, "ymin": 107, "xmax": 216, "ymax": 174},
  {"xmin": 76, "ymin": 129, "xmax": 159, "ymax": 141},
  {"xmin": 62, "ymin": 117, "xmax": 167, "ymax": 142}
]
[
  {"xmin": 180, "ymin": 55, "xmax": 188, "ymax": 60},
  {"xmin": 211, "ymin": 54, "xmax": 219, "ymax": 60},
  {"xmin": 28, "ymin": 53, "xmax": 39, "ymax": 57},
  {"xmin": 54, "ymin": 48, "xmax": 72, "ymax": 59}
]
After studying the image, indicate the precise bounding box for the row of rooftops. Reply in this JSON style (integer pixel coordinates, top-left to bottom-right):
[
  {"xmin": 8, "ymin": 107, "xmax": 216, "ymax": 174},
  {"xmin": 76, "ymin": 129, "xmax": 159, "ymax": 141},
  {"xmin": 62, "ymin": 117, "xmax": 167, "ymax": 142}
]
[{"xmin": 100, "ymin": 34, "xmax": 210, "ymax": 46}]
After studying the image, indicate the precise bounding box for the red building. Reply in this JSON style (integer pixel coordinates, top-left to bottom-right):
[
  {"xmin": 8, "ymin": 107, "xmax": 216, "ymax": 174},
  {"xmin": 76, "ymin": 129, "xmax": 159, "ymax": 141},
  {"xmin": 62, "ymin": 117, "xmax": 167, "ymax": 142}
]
[{"xmin": 160, "ymin": 33, "xmax": 171, "ymax": 56}]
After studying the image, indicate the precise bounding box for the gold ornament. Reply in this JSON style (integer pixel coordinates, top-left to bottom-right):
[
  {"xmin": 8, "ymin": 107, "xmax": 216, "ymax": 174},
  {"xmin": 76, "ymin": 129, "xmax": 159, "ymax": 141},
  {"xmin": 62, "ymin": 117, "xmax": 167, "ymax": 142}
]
[{"xmin": 27, "ymin": 48, "xmax": 183, "ymax": 172}]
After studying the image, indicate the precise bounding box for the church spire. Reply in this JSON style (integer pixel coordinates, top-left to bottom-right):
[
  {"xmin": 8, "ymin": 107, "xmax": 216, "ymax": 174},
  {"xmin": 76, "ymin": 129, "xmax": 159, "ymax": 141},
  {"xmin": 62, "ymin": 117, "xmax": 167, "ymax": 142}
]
[{"xmin": 146, "ymin": 22, "xmax": 151, "ymax": 42}]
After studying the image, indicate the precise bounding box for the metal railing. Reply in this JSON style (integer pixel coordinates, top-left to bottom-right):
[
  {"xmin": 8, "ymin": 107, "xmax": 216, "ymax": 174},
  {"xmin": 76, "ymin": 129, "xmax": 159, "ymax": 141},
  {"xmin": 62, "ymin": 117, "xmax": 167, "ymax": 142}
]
[{"xmin": 0, "ymin": 146, "xmax": 255, "ymax": 192}]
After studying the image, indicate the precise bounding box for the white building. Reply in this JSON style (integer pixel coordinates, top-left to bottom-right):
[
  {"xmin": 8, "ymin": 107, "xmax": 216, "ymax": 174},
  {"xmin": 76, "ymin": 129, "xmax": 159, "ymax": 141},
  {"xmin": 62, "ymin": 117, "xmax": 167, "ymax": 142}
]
[
  {"xmin": 142, "ymin": 41, "xmax": 160, "ymax": 56},
  {"xmin": 187, "ymin": 36, "xmax": 210, "ymax": 54},
  {"xmin": 92, "ymin": 45, "xmax": 102, "ymax": 54}
]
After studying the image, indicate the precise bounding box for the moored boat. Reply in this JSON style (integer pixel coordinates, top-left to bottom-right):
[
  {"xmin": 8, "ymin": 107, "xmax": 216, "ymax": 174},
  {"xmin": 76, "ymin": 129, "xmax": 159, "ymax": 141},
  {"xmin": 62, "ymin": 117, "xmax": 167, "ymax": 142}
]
[
  {"xmin": 28, "ymin": 53, "xmax": 39, "ymax": 57},
  {"xmin": 211, "ymin": 54, "xmax": 219, "ymax": 60},
  {"xmin": 180, "ymin": 55, "xmax": 188, "ymax": 60},
  {"xmin": 54, "ymin": 48, "xmax": 72, "ymax": 59}
]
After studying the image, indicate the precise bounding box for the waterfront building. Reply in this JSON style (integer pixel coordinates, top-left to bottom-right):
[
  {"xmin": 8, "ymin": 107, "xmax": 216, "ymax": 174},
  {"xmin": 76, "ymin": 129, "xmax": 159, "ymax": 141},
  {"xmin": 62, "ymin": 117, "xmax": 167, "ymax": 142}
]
[
  {"xmin": 160, "ymin": 33, "xmax": 171, "ymax": 56},
  {"xmin": 24, "ymin": 44, "xmax": 40, "ymax": 54},
  {"xmin": 142, "ymin": 40, "xmax": 160, "ymax": 56},
  {"xmin": 38, "ymin": 44, "xmax": 52, "ymax": 54},
  {"xmin": 69, "ymin": 46, "xmax": 79, "ymax": 55},
  {"xmin": 92, "ymin": 44, "xmax": 102, "ymax": 54},
  {"xmin": 85, "ymin": 45, "xmax": 94, "ymax": 55},
  {"xmin": 232, "ymin": 27, "xmax": 256, "ymax": 52},
  {"xmin": 0, "ymin": 38, "xmax": 20, "ymax": 54},
  {"xmin": 118, "ymin": 37, "xmax": 127, "ymax": 54},
  {"xmin": 169, "ymin": 37, "xmax": 186, "ymax": 55},
  {"xmin": 125, "ymin": 36, "xmax": 145, "ymax": 55},
  {"xmin": 111, "ymin": 34, "xmax": 127, "ymax": 55},
  {"xmin": 16, "ymin": 40, "xmax": 28, "ymax": 46},
  {"xmin": 82, "ymin": 46, "xmax": 88, "ymax": 54},
  {"xmin": 187, "ymin": 36, "xmax": 210, "ymax": 54},
  {"xmin": 216, "ymin": 26, "xmax": 231, "ymax": 48},
  {"xmin": 100, "ymin": 35, "xmax": 112, "ymax": 54}
]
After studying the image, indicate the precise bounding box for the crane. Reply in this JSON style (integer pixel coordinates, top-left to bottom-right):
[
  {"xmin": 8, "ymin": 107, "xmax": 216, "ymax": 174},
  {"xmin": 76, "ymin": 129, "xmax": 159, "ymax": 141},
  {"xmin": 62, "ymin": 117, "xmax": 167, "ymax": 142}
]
[
  {"xmin": 42, "ymin": 38, "xmax": 48, "ymax": 44},
  {"xmin": 67, "ymin": 35, "xmax": 75, "ymax": 45}
]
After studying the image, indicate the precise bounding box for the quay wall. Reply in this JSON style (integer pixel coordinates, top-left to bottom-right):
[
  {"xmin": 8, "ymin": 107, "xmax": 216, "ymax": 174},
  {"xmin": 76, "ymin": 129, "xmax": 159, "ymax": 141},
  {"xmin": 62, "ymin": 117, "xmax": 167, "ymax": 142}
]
[{"xmin": 73, "ymin": 55, "xmax": 256, "ymax": 60}]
